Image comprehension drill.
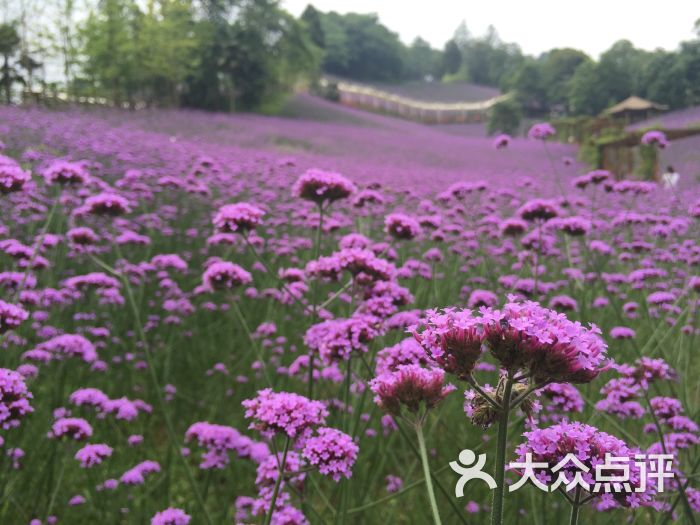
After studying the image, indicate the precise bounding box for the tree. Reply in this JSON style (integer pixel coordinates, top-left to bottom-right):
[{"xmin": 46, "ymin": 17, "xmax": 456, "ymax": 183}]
[
  {"xmin": 80, "ymin": 0, "xmax": 143, "ymax": 106},
  {"xmin": 508, "ymin": 59, "xmax": 546, "ymax": 114},
  {"xmin": 301, "ymin": 4, "xmax": 325, "ymax": 49},
  {"xmin": 568, "ymin": 61, "xmax": 608, "ymax": 115},
  {"xmin": 541, "ymin": 48, "xmax": 589, "ymax": 109},
  {"xmin": 0, "ymin": 23, "xmax": 22, "ymax": 104},
  {"xmin": 639, "ymin": 51, "xmax": 688, "ymax": 109},
  {"xmin": 405, "ymin": 37, "xmax": 441, "ymax": 80},
  {"xmin": 487, "ymin": 97, "xmax": 522, "ymax": 135},
  {"xmin": 442, "ymin": 39, "xmax": 461, "ymax": 76},
  {"xmin": 320, "ymin": 12, "xmax": 404, "ymax": 82}
]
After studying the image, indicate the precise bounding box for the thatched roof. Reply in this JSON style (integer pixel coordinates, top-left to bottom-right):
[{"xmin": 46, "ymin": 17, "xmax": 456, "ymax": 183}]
[{"xmin": 603, "ymin": 96, "xmax": 668, "ymax": 116}]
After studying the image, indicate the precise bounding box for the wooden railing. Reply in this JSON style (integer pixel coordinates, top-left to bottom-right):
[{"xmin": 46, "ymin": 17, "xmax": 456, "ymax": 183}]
[{"xmin": 321, "ymin": 76, "xmax": 510, "ymax": 124}]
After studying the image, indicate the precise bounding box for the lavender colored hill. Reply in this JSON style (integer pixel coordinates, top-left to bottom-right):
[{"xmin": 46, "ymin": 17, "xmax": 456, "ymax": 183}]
[
  {"xmin": 72, "ymin": 94, "xmax": 582, "ymax": 196},
  {"xmin": 324, "ymin": 75, "xmax": 501, "ymax": 103},
  {"xmin": 628, "ymin": 105, "xmax": 700, "ymax": 131},
  {"xmin": 627, "ymin": 106, "xmax": 700, "ymax": 185}
]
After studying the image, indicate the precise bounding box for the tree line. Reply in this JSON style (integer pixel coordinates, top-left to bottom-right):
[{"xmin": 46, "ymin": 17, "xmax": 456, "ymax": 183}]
[{"xmin": 1, "ymin": 1, "xmax": 699, "ymax": 115}]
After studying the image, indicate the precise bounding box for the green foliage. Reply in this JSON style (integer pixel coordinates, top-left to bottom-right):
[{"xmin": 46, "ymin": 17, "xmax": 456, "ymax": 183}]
[
  {"xmin": 441, "ymin": 40, "xmax": 461, "ymax": 75},
  {"xmin": 76, "ymin": 0, "xmax": 320, "ymax": 111},
  {"xmin": 487, "ymin": 97, "xmax": 522, "ymax": 135},
  {"xmin": 568, "ymin": 61, "xmax": 608, "ymax": 116},
  {"xmin": 0, "ymin": 23, "xmax": 22, "ymax": 104},
  {"xmin": 319, "ymin": 12, "xmax": 405, "ymax": 82},
  {"xmin": 541, "ymin": 48, "xmax": 589, "ymax": 108}
]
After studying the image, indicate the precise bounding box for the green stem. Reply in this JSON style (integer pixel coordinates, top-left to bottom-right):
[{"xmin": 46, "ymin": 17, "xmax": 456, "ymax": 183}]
[
  {"xmin": 415, "ymin": 421, "xmax": 442, "ymax": 525},
  {"xmin": 308, "ymin": 203, "xmax": 325, "ymax": 399},
  {"xmin": 490, "ymin": 376, "xmax": 513, "ymax": 525},
  {"xmin": 264, "ymin": 436, "xmax": 291, "ymax": 525},
  {"xmin": 91, "ymin": 255, "xmax": 213, "ymax": 525},
  {"xmin": 230, "ymin": 299, "xmax": 272, "ymax": 386},
  {"xmin": 569, "ymin": 487, "xmax": 581, "ymax": 525}
]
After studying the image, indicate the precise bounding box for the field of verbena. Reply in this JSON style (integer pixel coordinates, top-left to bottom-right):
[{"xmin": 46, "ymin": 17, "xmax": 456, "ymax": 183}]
[{"xmin": 0, "ymin": 103, "xmax": 698, "ymax": 525}]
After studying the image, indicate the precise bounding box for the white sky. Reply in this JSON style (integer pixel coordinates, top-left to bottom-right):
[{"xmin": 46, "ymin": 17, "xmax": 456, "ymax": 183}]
[{"xmin": 283, "ymin": 0, "xmax": 698, "ymax": 58}]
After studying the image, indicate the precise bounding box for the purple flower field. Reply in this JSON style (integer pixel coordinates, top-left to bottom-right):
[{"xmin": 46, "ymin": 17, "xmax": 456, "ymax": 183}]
[{"xmin": 0, "ymin": 98, "xmax": 699, "ymax": 525}]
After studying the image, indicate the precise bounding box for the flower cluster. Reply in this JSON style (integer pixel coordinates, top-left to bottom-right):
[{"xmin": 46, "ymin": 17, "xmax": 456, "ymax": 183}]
[
  {"xmin": 301, "ymin": 427, "xmax": 358, "ymax": 481},
  {"xmin": 0, "ymin": 300, "xmax": 29, "ymax": 334},
  {"xmin": 41, "ymin": 160, "xmax": 90, "ymax": 185},
  {"xmin": 185, "ymin": 421, "xmax": 269, "ymax": 469},
  {"xmin": 0, "ymin": 368, "xmax": 34, "ymax": 429},
  {"xmin": 292, "ymin": 169, "xmax": 356, "ymax": 204},
  {"xmin": 527, "ymin": 123, "xmax": 556, "ymax": 140},
  {"xmin": 202, "ymin": 261, "xmax": 252, "ymax": 291},
  {"xmin": 641, "ymin": 130, "xmax": 669, "ymax": 149},
  {"xmin": 384, "ymin": 213, "xmax": 421, "ymax": 240},
  {"xmin": 410, "ymin": 308, "xmax": 484, "ymax": 380},
  {"xmin": 514, "ymin": 422, "xmax": 654, "ymax": 508},
  {"xmin": 213, "ymin": 202, "xmax": 265, "ymax": 233},
  {"xmin": 242, "ymin": 389, "xmax": 328, "ymax": 440},
  {"xmin": 370, "ymin": 364, "xmax": 455, "ymax": 417},
  {"xmin": 74, "ymin": 443, "xmax": 113, "ymax": 467},
  {"xmin": 151, "ymin": 508, "xmax": 191, "ymax": 525},
  {"xmin": 0, "ymin": 162, "xmax": 31, "ymax": 194}
]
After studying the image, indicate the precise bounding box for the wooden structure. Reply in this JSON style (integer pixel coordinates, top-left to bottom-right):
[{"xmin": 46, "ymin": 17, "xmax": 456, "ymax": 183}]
[
  {"xmin": 597, "ymin": 127, "xmax": 700, "ymax": 180},
  {"xmin": 602, "ymin": 96, "xmax": 668, "ymax": 124},
  {"xmin": 319, "ymin": 76, "xmax": 508, "ymax": 124}
]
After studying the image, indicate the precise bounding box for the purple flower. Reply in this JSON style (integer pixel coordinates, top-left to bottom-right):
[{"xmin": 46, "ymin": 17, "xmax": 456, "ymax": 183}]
[
  {"xmin": 302, "ymin": 427, "xmax": 358, "ymax": 481},
  {"xmin": 202, "ymin": 261, "xmax": 252, "ymax": 291},
  {"xmin": 493, "ymin": 134, "xmax": 511, "ymax": 149},
  {"xmin": 0, "ymin": 163, "xmax": 31, "ymax": 194},
  {"xmin": 515, "ymin": 422, "xmax": 655, "ymax": 508},
  {"xmin": 0, "ymin": 300, "xmax": 29, "ymax": 334},
  {"xmin": 292, "ymin": 169, "xmax": 356, "ymax": 204},
  {"xmin": 242, "ymin": 389, "xmax": 328, "ymax": 440},
  {"xmin": 213, "ymin": 202, "xmax": 265, "ymax": 233},
  {"xmin": 75, "ymin": 443, "xmax": 113, "ymax": 467},
  {"xmin": 610, "ymin": 327, "xmax": 636, "ymax": 340},
  {"xmin": 481, "ymin": 298, "xmax": 609, "ymax": 384},
  {"xmin": 75, "ymin": 192, "xmax": 131, "ymax": 216},
  {"xmin": 517, "ymin": 199, "xmax": 561, "ymax": 222},
  {"xmin": 527, "ymin": 123, "xmax": 556, "ymax": 140},
  {"xmin": 384, "ymin": 213, "xmax": 421, "ymax": 240},
  {"xmin": 0, "ymin": 368, "xmax": 33, "ymax": 429},
  {"xmin": 410, "ymin": 309, "xmax": 484, "ymax": 379},
  {"xmin": 641, "ymin": 130, "xmax": 669, "ymax": 149},
  {"xmin": 120, "ymin": 460, "xmax": 161, "ymax": 485},
  {"xmin": 151, "ymin": 508, "xmax": 191, "ymax": 525},
  {"xmin": 41, "ymin": 160, "xmax": 90, "ymax": 185},
  {"xmin": 33, "ymin": 334, "xmax": 97, "ymax": 363},
  {"xmin": 370, "ymin": 365, "xmax": 455, "ymax": 416},
  {"xmin": 50, "ymin": 417, "xmax": 93, "ymax": 440}
]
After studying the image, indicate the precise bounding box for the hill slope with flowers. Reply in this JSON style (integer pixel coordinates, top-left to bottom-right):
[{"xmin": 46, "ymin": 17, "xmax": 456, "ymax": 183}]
[{"xmin": 0, "ymin": 102, "xmax": 699, "ymax": 525}]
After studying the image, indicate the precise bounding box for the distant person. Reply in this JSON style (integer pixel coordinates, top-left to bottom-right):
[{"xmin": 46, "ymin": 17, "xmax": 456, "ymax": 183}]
[{"xmin": 661, "ymin": 165, "xmax": 680, "ymax": 189}]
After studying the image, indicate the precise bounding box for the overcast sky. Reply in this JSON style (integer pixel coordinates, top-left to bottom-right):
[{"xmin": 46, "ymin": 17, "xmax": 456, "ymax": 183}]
[{"xmin": 283, "ymin": 0, "xmax": 698, "ymax": 58}]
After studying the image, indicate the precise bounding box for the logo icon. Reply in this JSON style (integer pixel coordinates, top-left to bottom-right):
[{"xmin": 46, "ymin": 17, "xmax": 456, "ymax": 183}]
[{"xmin": 450, "ymin": 449, "xmax": 497, "ymax": 497}]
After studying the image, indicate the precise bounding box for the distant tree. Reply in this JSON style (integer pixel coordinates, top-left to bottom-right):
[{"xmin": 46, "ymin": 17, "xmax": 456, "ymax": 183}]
[
  {"xmin": 0, "ymin": 23, "xmax": 22, "ymax": 104},
  {"xmin": 509, "ymin": 60, "xmax": 546, "ymax": 114},
  {"xmin": 541, "ymin": 48, "xmax": 589, "ymax": 109},
  {"xmin": 678, "ymin": 40, "xmax": 700, "ymax": 106},
  {"xmin": 568, "ymin": 60, "xmax": 608, "ymax": 115},
  {"xmin": 487, "ymin": 97, "xmax": 522, "ymax": 135},
  {"xmin": 442, "ymin": 39, "xmax": 462, "ymax": 75},
  {"xmin": 301, "ymin": 4, "xmax": 325, "ymax": 49},
  {"xmin": 597, "ymin": 40, "xmax": 651, "ymax": 105},
  {"xmin": 639, "ymin": 51, "xmax": 688, "ymax": 109},
  {"xmin": 320, "ymin": 12, "xmax": 404, "ymax": 82},
  {"xmin": 136, "ymin": 0, "xmax": 198, "ymax": 106},
  {"xmin": 406, "ymin": 37, "xmax": 441, "ymax": 80},
  {"xmin": 452, "ymin": 20, "xmax": 470, "ymax": 49},
  {"xmin": 81, "ymin": 0, "xmax": 142, "ymax": 106}
]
